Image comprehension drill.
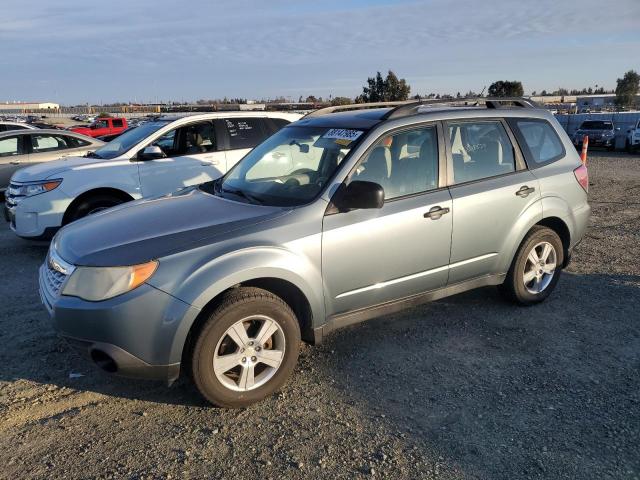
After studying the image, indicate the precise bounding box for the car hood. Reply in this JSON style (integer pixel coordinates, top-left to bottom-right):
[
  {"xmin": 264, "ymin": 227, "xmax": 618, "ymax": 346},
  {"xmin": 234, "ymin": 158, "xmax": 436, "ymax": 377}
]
[
  {"xmin": 53, "ymin": 187, "xmax": 289, "ymax": 266},
  {"xmin": 11, "ymin": 155, "xmax": 110, "ymax": 182}
]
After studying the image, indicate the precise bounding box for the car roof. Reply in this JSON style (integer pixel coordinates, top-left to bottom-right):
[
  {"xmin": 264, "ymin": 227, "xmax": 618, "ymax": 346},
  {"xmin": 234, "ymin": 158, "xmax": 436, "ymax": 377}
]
[
  {"xmin": 156, "ymin": 111, "xmax": 302, "ymax": 122},
  {"xmin": 0, "ymin": 129, "xmax": 104, "ymax": 143},
  {"xmin": 295, "ymin": 108, "xmax": 393, "ymax": 129}
]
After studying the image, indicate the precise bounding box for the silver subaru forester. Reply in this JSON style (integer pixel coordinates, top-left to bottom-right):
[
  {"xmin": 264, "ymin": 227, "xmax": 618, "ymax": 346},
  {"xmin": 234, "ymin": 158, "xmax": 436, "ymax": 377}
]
[{"xmin": 40, "ymin": 98, "xmax": 590, "ymax": 407}]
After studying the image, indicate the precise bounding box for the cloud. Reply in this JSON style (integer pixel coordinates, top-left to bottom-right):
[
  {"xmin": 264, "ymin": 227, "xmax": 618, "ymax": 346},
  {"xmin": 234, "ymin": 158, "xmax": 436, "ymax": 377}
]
[{"xmin": 1, "ymin": 0, "xmax": 639, "ymax": 103}]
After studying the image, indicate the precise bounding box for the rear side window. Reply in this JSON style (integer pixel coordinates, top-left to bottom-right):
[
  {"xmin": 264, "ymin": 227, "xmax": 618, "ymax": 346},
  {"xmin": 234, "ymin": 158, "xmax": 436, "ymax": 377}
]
[
  {"xmin": 447, "ymin": 121, "xmax": 515, "ymax": 184},
  {"xmin": 65, "ymin": 136, "xmax": 91, "ymax": 148},
  {"xmin": 225, "ymin": 118, "xmax": 268, "ymax": 150},
  {"xmin": 112, "ymin": 119, "xmax": 124, "ymax": 128},
  {"xmin": 509, "ymin": 119, "xmax": 565, "ymax": 167}
]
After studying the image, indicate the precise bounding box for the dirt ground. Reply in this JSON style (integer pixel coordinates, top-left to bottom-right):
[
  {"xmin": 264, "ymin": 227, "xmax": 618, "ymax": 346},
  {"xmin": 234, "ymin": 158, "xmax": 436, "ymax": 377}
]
[{"xmin": 1, "ymin": 151, "xmax": 639, "ymax": 480}]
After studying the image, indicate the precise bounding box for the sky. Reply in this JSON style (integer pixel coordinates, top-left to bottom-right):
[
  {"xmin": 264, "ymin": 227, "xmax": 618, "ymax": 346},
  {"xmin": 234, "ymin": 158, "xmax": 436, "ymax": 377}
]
[{"xmin": 1, "ymin": 0, "xmax": 639, "ymax": 105}]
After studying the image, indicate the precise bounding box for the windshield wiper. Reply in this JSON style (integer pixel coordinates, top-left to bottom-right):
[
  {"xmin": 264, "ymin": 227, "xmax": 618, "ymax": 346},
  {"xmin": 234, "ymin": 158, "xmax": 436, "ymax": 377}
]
[
  {"xmin": 85, "ymin": 151, "xmax": 102, "ymax": 159},
  {"xmin": 221, "ymin": 186, "xmax": 263, "ymax": 205}
]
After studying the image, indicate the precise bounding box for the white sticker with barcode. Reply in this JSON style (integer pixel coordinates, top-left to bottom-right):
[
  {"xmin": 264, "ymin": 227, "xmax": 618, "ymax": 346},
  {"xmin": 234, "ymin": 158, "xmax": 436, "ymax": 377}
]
[{"xmin": 322, "ymin": 128, "xmax": 363, "ymax": 144}]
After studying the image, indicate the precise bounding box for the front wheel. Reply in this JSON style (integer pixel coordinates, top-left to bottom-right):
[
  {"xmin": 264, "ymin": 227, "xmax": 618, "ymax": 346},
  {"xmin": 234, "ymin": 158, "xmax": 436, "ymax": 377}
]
[
  {"xmin": 191, "ymin": 287, "xmax": 301, "ymax": 408},
  {"xmin": 499, "ymin": 226, "xmax": 564, "ymax": 305}
]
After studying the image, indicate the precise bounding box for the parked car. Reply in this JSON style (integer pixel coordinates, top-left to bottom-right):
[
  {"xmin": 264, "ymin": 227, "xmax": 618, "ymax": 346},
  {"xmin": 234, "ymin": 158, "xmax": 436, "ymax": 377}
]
[
  {"xmin": 5, "ymin": 112, "xmax": 300, "ymax": 239},
  {"xmin": 70, "ymin": 117, "xmax": 129, "ymax": 138},
  {"xmin": 625, "ymin": 119, "xmax": 640, "ymax": 153},
  {"xmin": 0, "ymin": 121, "xmax": 39, "ymax": 132},
  {"xmin": 38, "ymin": 99, "xmax": 590, "ymax": 407},
  {"xmin": 572, "ymin": 120, "xmax": 617, "ymax": 150},
  {"xmin": 0, "ymin": 130, "xmax": 103, "ymax": 193}
]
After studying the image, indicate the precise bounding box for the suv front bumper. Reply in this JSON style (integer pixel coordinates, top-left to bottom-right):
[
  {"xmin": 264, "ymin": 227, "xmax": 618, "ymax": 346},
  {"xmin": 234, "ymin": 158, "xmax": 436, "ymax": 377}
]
[
  {"xmin": 39, "ymin": 262, "xmax": 201, "ymax": 383},
  {"xmin": 5, "ymin": 184, "xmax": 71, "ymax": 239}
]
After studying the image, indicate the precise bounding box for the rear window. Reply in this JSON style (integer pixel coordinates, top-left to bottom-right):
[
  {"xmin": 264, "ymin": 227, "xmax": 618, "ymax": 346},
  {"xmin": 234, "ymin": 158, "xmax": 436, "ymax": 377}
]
[{"xmin": 509, "ymin": 119, "xmax": 565, "ymax": 167}]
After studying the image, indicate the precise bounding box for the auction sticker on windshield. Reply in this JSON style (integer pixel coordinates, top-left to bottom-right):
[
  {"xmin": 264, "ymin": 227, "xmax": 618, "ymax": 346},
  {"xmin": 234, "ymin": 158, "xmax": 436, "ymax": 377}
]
[{"xmin": 322, "ymin": 128, "xmax": 363, "ymax": 146}]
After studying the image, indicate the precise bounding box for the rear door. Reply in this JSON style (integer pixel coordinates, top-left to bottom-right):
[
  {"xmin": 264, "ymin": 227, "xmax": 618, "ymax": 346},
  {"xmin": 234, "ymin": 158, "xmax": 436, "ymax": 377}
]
[
  {"xmin": 220, "ymin": 117, "xmax": 271, "ymax": 171},
  {"xmin": 445, "ymin": 119, "xmax": 541, "ymax": 283},
  {"xmin": 138, "ymin": 120, "xmax": 227, "ymax": 196}
]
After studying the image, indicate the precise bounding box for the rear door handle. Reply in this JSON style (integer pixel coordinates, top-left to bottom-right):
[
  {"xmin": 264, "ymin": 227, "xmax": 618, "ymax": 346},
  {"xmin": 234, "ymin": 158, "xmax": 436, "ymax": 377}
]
[
  {"xmin": 424, "ymin": 205, "xmax": 450, "ymax": 220},
  {"xmin": 515, "ymin": 185, "xmax": 535, "ymax": 197}
]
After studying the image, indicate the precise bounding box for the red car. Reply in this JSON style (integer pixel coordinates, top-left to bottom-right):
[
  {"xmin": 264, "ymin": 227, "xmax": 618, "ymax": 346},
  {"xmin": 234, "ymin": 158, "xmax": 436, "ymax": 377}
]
[{"xmin": 71, "ymin": 117, "xmax": 128, "ymax": 138}]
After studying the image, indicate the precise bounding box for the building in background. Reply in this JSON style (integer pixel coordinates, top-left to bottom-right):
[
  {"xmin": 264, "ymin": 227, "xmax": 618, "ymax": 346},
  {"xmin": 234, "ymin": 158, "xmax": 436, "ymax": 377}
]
[{"xmin": 0, "ymin": 101, "xmax": 60, "ymax": 112}]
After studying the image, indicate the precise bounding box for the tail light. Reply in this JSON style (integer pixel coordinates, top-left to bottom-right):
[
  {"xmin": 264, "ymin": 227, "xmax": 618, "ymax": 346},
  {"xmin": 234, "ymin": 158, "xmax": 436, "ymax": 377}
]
[{"xmin": 574, "ymin": 164, "xmax": 588, "ymax": 193}]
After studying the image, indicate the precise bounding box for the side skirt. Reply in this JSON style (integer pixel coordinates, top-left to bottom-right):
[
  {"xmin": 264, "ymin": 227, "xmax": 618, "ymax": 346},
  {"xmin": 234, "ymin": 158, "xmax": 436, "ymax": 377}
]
[{"xmin": 313, "ymin": 273, "xmax": 505, "ymax": 344}]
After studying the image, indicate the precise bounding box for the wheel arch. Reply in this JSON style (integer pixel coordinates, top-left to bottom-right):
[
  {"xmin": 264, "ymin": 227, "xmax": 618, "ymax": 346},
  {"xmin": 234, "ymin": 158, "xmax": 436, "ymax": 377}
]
[
  {"xmin": 179, "ymin": 277, "xmax": 316, "ymax": 375},
  {"xmin": 62, "ymin": 187, "xmax": 135, "ymax": 225},
  {"xmin": 535, "ymin": 216, "xmax": 571, "ymax": 267}
]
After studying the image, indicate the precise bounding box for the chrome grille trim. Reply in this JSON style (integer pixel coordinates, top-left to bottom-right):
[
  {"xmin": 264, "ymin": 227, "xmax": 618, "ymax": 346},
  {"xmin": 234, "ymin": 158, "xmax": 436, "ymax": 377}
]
[{"xmin": 40, "ymin": 246, "xmax": 75, "ymax": 301}]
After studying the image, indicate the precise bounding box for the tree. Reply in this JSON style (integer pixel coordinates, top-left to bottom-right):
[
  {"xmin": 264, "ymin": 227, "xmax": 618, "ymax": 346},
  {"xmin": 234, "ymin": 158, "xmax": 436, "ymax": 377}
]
[
  {"xmin": 356, "ymin": 70, "xmax": 411, "ymax": 102},
  {"xmin": 615, "ymin": 70, "xmax": 640, "ymax": 108},
  {"xmin": 330, "ymin": 96, "xmax": 352, "ymax": 106},
  {"xmin": 488, "ymin": 80, "xmax": 524, "ymax": 97}
]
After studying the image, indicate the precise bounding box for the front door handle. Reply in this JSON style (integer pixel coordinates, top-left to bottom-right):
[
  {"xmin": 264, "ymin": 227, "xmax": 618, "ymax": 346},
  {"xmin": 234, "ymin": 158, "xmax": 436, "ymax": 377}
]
[
  {"xmin": 424, "ymin": 205, "xmax": 450, "ymax": 220},
  {"xmin": 515, "ymin": 185, "xmax": 535, "ymax": 197}
]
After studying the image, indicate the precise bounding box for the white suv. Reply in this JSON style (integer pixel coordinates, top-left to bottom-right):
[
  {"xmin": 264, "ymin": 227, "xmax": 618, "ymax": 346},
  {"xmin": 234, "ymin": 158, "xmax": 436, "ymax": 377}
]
[{"xmin": 4, "ymin": 112, "xmax": 300, "ymax": 239}]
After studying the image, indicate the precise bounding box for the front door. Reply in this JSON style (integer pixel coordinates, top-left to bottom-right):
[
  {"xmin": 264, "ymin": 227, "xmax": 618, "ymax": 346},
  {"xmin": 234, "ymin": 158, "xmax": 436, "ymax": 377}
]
[
  {"xmin": 445, "ymin": 119, "xmax": 542, "ymax": 283},
  {"xmin": 138, "ymin": 120, "xmax": 226, "ymax": 197},
  {"xmin": 322, "ymin": 124, "xmax": 453, "ymax": 315}
]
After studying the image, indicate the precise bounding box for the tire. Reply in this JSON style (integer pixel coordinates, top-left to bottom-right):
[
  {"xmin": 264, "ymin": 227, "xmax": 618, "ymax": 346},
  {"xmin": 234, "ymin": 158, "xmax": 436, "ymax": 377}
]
[
  {"xmin": 191, "ymin": 287, "xmax": 301, "ymax": 408},
  {"xmin": 499, "ymin": 226, "xmax": 564, "ymax": 306},
  {"xmin": 65, "ymin": 194, "xmax": 126, "ymax": 223}
]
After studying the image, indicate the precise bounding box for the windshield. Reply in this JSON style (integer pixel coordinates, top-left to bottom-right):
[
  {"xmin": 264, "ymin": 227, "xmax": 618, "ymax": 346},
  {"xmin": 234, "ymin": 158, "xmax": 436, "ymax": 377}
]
[
  {"xmin": 93, "ymin": 121, "xmax": 170, "ymax": 159},
  {"xmin": 580, "ymin": 121, "xmax": 613, "ymax": 130},
  {"xmin": 216, "ymin": 126, "xmax": 365, "ymax": 206}
]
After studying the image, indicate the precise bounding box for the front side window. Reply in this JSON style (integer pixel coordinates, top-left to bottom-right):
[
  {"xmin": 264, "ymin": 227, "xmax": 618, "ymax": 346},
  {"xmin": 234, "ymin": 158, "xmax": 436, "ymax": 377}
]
[
  {"xmin": 448, "ymin": 121, "xmax": 515, "ymax": 184},
  {"xmin": 225, "ymin": 118, "xmax": 268, "ymax": 150},
  {"xmin": 511, "ymin": 119, "xmax": 564, "ymax": 166},
  {"xmin": 112, "ymin": 119, "xmax": 124, "ymax": 128},
  {"xmin": 351, "ymin": 126, "xmax": 439, "ymax": 200},
  {"xmin": 182, "ymin": 121, "xmax": 216, "ymax": 154},
  {"xmin": 0, "ymin": 136, "xmax": 20, "ymax": 157},
  {"xmin": 31, "ymin": 134, "xmax": 70, "ymax": 153},
  {"xmin": 216, "ymin": 126, "xmax": 364, "ymax": 206}
]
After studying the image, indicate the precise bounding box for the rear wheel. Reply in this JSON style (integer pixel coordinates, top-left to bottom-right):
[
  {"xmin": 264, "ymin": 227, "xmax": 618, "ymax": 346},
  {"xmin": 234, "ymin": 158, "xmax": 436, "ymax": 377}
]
[
  {"xmin": 191, "ymin": 287, "xmax": 300, "ymax": 408},
  {"xmin": 499, "ymin": 226, "xmax": 564, "ymax": 305},
  {"xmin": 65, "ymin": 194, "xmax": 126, "ymax": 223}
]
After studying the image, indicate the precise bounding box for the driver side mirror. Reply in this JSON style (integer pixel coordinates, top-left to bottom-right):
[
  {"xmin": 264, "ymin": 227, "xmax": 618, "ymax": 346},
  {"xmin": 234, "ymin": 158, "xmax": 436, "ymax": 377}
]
[
  {"xmin": 138, "ymin": 145, "xmax": 166, "ymax": 161},
  {"xmin": 332, "ymin": 181, "xmax": 385, "ymax": 211}
]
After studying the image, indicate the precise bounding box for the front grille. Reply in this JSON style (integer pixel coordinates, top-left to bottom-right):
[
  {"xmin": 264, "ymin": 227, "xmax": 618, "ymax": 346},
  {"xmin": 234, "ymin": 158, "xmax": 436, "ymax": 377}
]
[
  {"xmin": 5, "ymin": 182, "xmax": 23, "ymax": 208},
  {"xmin": 39, "ymin": 247, "xmax": 75, "ymax": 310},
  {"xmin": 43, "ymin": 259, "xmax": 68, "ymax": 297}
]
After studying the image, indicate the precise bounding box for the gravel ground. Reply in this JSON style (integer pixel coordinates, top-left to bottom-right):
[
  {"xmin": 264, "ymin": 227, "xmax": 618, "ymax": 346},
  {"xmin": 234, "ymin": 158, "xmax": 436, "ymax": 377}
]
[{"xmin": 1, "ymin": 151, "xmax": 639, "ymax": 480}]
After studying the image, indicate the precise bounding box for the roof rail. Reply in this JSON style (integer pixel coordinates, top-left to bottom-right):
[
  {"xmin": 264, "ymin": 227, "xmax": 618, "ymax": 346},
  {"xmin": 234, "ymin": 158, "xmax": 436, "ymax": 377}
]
[
  {"xmin": 303, "ymin": 100, "xmax": 414, "ymax": 118},
  {"xmin": 303, "ymin": 97, "xmax": 541, "ymax": 120},
  {"xmin": 383, "ymin": 97, "xmax": 541, "ymax": 120}
]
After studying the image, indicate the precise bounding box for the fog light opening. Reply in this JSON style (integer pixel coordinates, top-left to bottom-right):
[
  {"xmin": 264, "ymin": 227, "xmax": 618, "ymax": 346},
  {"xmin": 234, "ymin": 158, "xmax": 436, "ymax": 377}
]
[{"xmin": 90, "ymin": 349, "xmax": 118, "ymax": 373}]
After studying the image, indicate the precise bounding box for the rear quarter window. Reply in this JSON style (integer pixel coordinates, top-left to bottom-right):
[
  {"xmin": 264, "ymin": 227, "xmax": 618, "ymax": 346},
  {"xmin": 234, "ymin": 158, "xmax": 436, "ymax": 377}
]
[
  {"xmin": 508, "ymin": 118, "xmax": 565, "ymax": 168},
  {"xmin": 224, "ymin": 118, "xmax": 269, "ymax": 150}
]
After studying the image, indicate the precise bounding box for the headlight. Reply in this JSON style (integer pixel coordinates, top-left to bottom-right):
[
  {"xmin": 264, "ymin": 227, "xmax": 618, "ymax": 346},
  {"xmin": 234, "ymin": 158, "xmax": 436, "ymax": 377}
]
[
  {"xmin": 62, "ymin": 260, "xmax": 158, "ymax": 301},
  {"xmin": 13, "ymin": 179, "xmax": 62, "ymax": 197}
]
